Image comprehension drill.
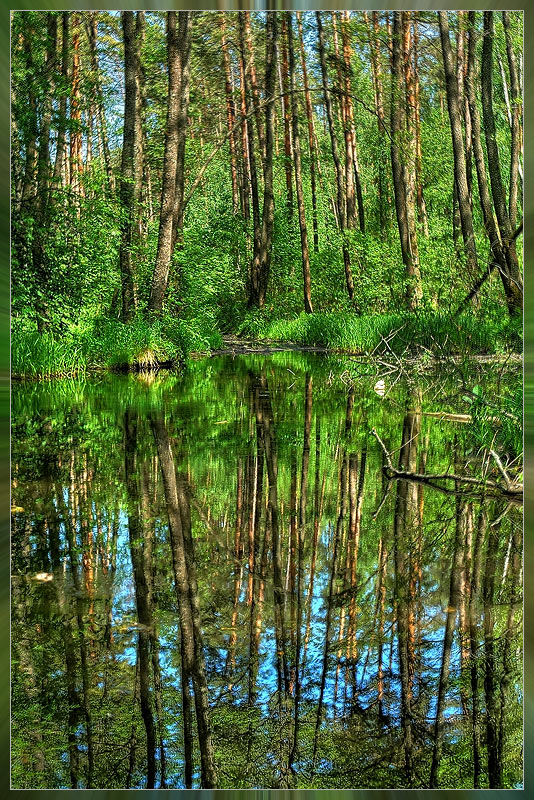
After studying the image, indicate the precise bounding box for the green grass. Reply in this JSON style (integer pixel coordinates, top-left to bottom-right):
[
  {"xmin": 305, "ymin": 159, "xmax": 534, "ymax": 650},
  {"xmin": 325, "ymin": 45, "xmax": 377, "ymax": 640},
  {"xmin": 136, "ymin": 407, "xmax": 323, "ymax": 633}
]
[
  {"xmin": 11, "ymin": 313, "xmax": 223, "ymax": 379},
  {"xmin": 238, "ymin": 310, "xmax": 522, "ymax": 357}
]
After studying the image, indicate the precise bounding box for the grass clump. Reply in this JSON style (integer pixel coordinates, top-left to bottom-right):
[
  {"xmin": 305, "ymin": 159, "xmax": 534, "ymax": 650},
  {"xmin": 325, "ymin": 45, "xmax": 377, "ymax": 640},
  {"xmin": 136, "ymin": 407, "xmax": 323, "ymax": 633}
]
[
  {"xmin": 12, "ymin": 312, "xmax": 224, "ymax": 379},
  {"xmin": 12, "ymin": 326, "xmax": 88, "ymax": 379},
  {"xmin": 243, "ymin": 310, "xmax": 521, "ymax": 356}
]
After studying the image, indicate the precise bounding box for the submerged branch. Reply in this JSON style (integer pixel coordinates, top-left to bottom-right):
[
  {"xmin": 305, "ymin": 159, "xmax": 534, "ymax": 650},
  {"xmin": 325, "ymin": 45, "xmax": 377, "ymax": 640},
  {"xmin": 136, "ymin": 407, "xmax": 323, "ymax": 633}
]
[{"xmin": 370, "ymin": 428, "xmax": 522, "ymax": 500}]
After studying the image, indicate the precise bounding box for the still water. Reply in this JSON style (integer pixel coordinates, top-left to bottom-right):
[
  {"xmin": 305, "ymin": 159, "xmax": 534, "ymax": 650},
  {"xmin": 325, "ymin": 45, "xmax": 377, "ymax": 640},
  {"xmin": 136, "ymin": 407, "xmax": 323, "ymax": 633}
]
[{"xmin": 11, "ymin": 352, "xmax": 522, "ymax": 789}]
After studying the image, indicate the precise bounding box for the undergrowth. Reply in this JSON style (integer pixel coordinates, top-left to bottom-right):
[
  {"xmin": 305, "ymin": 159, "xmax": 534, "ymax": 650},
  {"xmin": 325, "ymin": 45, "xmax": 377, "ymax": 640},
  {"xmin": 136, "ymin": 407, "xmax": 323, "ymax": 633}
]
[
  {"xmin": 12, "ymin": 314, "xmax": 223, "ymax": 378},
  {"xmin": 238, "ymin": 310, "xmax": 522, "ymax": 357}
]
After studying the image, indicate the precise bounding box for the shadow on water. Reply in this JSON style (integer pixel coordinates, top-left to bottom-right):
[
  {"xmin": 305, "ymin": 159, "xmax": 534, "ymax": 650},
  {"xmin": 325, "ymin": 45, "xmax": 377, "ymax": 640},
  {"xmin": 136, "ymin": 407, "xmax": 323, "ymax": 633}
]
[{"xmin": 11, "ymin": 353, "xmax": 523, "ymax": 789}]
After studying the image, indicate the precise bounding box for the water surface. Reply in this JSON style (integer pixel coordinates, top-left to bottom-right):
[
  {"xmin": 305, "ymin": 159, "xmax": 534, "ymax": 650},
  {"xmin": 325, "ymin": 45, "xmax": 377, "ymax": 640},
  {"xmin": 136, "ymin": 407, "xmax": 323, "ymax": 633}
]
[{"xmin": 11, "ymin": 353, "xmax": 522, "ymax": 789}]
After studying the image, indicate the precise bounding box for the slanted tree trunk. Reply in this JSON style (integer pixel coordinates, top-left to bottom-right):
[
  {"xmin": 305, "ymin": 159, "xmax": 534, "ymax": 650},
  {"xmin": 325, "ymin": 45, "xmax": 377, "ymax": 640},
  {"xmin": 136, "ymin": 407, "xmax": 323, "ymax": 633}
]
[
  {"xmin": 287, "ymin": 13, "xmax": 313, "ymax": 313},
  {"xmin": 502, "ymin": 12, "xmax": 522, "ymax": 230},
  {"xmin": 438, "ymin": 12, "xmax": 479, "ymax": 282},
  {"xmin": 481, "ymin": 12, "xmax": 523, "ymax": 315}
]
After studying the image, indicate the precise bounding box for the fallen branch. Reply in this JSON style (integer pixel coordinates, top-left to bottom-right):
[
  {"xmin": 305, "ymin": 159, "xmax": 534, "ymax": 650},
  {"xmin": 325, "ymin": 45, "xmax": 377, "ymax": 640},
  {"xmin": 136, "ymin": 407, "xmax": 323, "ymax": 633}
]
[{"xmin": 370, "ymin": 428, "xmax": 522, "ymax": 500}]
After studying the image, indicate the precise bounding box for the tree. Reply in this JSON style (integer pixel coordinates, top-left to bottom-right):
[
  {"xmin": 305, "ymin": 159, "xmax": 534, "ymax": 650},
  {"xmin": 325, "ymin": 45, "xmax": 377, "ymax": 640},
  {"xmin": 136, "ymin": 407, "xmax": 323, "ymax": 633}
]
[
  {"xmin": 287, "ymin": 13, "xmax": 313, "ymax": 313},
  {"xmin": 390, "ymin": 11, "xmax": 422, "ymax": 310},
  {"xmin": 438, "ymin": 11, "xmax": 478, "ymax": 282}
]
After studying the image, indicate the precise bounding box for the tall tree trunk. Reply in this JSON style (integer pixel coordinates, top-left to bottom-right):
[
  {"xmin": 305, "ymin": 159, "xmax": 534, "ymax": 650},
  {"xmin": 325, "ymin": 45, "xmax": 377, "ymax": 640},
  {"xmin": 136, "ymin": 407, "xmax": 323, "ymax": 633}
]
[
  {"xmin": 481, "ymin": 11, "xmax": 522, "ymax": 315},
  {"xmin": 287, "ymin": 13, "xmax": 313, "ymax": 313},
  {"xmin": 221, "ymin": 15, "xmax": 240, "ymax": 214},
  {"xmin": 69, "ymin": 13, "xmax": 83, "ymax": 195},
  {"xmin": 243, "ymin": 12, "xmax": 265, "ymax": 160},
  {"xmin": 85, "ymin": 13, "xmax": 114, "ymax": 192},
  {"xmin": 53, "ymin": 13, "xmax": 70, "ymax": 187},
  {"xmin": 390, "ymin": 12, "xmax": 422, "ymax": 310},
  {"xmin": 171, "ymin": 12, "xmax": 193, "ymax": 251},
  {"xmin": 316, "ymin": 12, "xmax": 355, "ymax": 306},
  {"xmin": 119, "ymin": 11, "xmax": 138, "ymax": 321},
  {"xmin": 124, "ymin": 412, "xmax": 156, "ymax": 788},
  {"xmin": 412, "ymin": 14, "xmax": 429, "ymax": 235},
  {"xmin": 365, "ymin": 11, "xmax": 389, "ymax": 234},
  {"xmin": 238, "ymin": 13, "xmax": 261, "ymax": 300},
  {"xmin": 280, "ymin": 16, "xmax": 293, "ymax": 218},
  {"xmin": 249, "ymin": 11, "xmax": 277, "ymax": 308},
  {"xmin": 148, "ymin": 12, "xmax": 181, "ymax": 314},
  {"xmin": 296, "ymin": 12, "xmax": 319, "ymax": 252},
  {"xmin": 438, "ymin": 12, "xmax": 479, "ymax": 282},
  {"xmin": 502, "ymin": 12, "xmax": 522, "ymax": 230},
  {"xmin": 341, "ymin": 12, "xmax": 365, "ymax": 232}
]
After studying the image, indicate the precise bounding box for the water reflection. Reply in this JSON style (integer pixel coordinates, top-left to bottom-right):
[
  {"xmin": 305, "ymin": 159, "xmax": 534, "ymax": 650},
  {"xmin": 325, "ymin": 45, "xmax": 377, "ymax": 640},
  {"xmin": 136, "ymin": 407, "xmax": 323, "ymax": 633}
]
[{"xmin": 11, "ymin": 355, "xmax": 522, "ymax": 789}]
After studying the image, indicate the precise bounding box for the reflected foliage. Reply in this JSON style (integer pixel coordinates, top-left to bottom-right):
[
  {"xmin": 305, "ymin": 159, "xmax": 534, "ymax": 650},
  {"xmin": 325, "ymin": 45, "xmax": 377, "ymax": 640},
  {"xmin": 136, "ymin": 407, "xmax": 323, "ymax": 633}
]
[{"xmin": 11, "ymin": 355, "xmax": 522, "ymax": 788}]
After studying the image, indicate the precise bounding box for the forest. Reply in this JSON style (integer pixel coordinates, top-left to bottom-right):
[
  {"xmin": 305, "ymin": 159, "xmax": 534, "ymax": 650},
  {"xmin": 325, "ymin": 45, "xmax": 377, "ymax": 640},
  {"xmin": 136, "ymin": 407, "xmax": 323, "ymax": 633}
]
[
  {"xmin": 11, "ymin": 10, "xmax": 523, "ymax": 374},
  {"xmin": 11, "ymin": 9, "xmax": 523, "ymax": 791}
]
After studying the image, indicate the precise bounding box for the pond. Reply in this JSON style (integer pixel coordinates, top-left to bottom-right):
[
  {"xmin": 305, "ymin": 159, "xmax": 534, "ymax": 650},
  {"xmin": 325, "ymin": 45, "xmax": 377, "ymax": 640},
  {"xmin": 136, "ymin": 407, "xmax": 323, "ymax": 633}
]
[{"xmin": 11, "ymin": 352, "xmax": 522, "ymax": 789}]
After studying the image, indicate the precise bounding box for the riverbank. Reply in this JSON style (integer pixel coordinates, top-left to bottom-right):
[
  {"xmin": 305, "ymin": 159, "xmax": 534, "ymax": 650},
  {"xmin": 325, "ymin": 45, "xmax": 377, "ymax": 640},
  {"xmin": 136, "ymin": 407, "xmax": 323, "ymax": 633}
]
[{"xmin": 12, "ymin": 310, "xmax": 522, "ymax": 379}]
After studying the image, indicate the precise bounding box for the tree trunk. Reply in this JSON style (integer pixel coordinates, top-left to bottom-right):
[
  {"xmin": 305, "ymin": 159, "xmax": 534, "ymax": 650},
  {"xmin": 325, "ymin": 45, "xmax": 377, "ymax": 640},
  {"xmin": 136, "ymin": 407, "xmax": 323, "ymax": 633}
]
[
  {"xmin": 341, "ymin": 12, "xmax": 365, "ymax": 232},
  {"xmin": 429, "ymin": 493, "xmax": 468, "ymax": 787},
  {"xmin": 287, "ymin": 13, "xmax": 313, "ymax": 313},
  {"xmin": 390, "ymin": 12, "xmax": 422, "ymax": 310},
  {"xmin": 280, "ymin": 16, "xmax": 293, "ymax": 218},
  {"xmin": 69, "ymin": 13, "xmax": 83, "ymax": 195},
  {"xmin": 148, "ymin": 12, "xmax": 181, "ymax": 314},
  {"xmin": 296, "ymin": 12, "xmax": 319, "ymax": 252},
  {"xmin": 171, "ymin": 12, "xmax": 193, "ymax": 251},
  {"xmin": 438, "ymin": 12, "xmax": 478, "ymax": 281},
  {"xmin": 151, "ymin": 414, "xmax": 217, "ymax": 788},
  {"xmin": 249, "ymin": 11, "xmax": 277, "ymax": 308},
  {"xmin": 316, "ymin": 12, "xmax": 355, "ymax": 306},
  {"xmin": 481, "ymin": 11, "xmax": 522, "ymax": 314},
  {"xmin": 412, "ymin": 14, "xmax": 429, "ymax": 235},
  {"xmin": 221, "ymin": 15, "xmax": 240, "ymax": 215},
  {"xmin": 502, "ymin": 12, "xmax": 521, "ymax": 230},
  {"xmin": 119, "ymin": 11, "xmax": 138, "ymax": 321}
]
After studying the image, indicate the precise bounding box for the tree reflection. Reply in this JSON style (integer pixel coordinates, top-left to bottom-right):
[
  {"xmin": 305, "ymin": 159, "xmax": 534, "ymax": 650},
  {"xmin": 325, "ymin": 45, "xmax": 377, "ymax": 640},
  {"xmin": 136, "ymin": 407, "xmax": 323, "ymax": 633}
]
[{"xmin": 11, "ymin": 359, "xmax": 523, "ymax": 789}]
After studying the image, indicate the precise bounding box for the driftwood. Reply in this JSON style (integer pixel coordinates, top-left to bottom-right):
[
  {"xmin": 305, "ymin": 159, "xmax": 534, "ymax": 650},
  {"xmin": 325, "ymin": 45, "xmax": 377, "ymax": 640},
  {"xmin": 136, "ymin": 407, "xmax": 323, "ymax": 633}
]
[{"xmin": 371, "ymin": 428, "xmax": 522, "ymax": 502}]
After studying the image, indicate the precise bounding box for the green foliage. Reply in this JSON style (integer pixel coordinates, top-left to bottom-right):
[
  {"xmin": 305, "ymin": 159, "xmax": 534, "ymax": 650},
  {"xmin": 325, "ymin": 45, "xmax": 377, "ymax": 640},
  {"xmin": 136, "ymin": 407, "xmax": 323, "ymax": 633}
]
[{"xmin": 238, "ymin": 310, "xmax": 521, "ymax": 356}]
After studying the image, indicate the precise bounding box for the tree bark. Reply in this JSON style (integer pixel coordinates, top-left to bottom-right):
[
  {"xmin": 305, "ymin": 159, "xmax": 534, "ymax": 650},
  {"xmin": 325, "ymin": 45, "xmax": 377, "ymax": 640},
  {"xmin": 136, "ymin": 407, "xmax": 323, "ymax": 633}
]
[
  {"xmin": 316, "ymin": 12, "xmax": 355, "ymax": 306},
  {"xmin": 119, "ymin": 11, "xmax": 138, "ymax": 321},
  {"xmin": 296, "ymin": 12, "xmax": 319, "ymax": 252},
  {"xmin": 287, "ymin": 13, "xmax": 313, "ymax": 313},
  {"xmin": 481, "ymin": 11, "xmax": 522, "ymax": 315},
  {"xmin": 148, "ymin": 12, "xmax": 181, "ymax": 314},
  {"xmin": 390, "ymin": 12, "xmax": 422, "ymax": 310},
  {"xmin": 438, "ymin": 12, "xmax": 478, "ymax": 281},
  {"xmin": 249, "ymin": 11, "xmax": 277, "ymax": 308}
]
